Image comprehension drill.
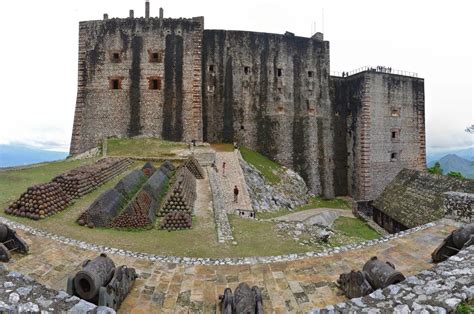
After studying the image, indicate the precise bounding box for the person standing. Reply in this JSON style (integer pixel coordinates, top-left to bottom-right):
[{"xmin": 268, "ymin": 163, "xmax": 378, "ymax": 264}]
[
  {"xmin": 233, "ymin": 185, "xmax": 239, "ymax": 203},
  {"xmin": 222, "ymin": 161, "xmax": 226, "ymax": 176}
]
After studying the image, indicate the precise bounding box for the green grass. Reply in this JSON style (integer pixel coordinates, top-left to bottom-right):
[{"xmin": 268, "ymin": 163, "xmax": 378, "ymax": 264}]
[
  {"xmin": 1, "ymin": 159, "xmax": 378, "ymax": 258},
  {"xmin": 333, "ymin": 217, "xmax": 380, "ymax": 240},
  {"xmin": 456, "ymin": 299, "xmax": 474, "ymax": 314},
  {"xmin": 0, "ymin": 159, "xmax": 98, "ymax": 208},
  {"xmin": 240, "ymin": 146, "xmax": 282, "ymax": 184},
  {"xmin": 106, "ymin": 138, "xmax": 186, "ymax": 158},
  {"xmin": 257, "ymin": 196, "xmax": 351, "ymax": 219}
]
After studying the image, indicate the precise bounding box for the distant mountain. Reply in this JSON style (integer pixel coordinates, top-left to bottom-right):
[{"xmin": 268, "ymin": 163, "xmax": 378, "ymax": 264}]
[
  {"xmin": 0, "ymin": 144, "xmax": 68, "ymax": 168},
  {"xmin": 428, "ymin": 154, "xmax": 474, "ymax": 179},
  {"xmin": 427, "ymin": 147, "xmax": 474, "ymax": 164}
]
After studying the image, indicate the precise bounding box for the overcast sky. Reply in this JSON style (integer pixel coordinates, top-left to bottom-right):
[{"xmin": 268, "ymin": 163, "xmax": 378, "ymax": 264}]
[{"xmin": 0, "ymin": 0, "xmax": 472, "ymax": 153}]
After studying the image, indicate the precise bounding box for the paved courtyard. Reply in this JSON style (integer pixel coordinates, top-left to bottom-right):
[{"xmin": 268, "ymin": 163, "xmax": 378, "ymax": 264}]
[{"xmin": 2, "ymin": 219, "xmax": 457, "ymax": 313}]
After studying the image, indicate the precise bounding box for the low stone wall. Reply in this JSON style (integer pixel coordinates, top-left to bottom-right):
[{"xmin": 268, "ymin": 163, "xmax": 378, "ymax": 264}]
[
  {"xmin": 0, "ymin": 264, "xmax": 111, "ymax": 313},
  {"xmin": 309, "ymin": 245, "xmax": 474, "ymax": 313},
  {"xmin": 207, "ymin": 168, "xmax": 234, "ymax": 243},
  {"xmin": 0, "ymin": 216, "xmax": 436, "ymax": 266},
  {"xmin": 443, "ymin": 191, "xmax": 473, "ymax": 223}
]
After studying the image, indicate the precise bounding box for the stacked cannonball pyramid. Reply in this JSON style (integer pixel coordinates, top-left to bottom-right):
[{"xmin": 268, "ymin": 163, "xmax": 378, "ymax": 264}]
[
  {"xmin": 158, "ymin": 166, "xmax": 196, "ymax": 216},
  {"xmin": 108, "ymin": 190, "xmax": 153, "ymax": 229},
  {"xmin": 53, "ymin": 158, "xmax": 132, "ymax": 199},
  {"xmin": 184, "ymin": 157, "xmax": 204, "ymax": 179},
  {"xmin": 160, "ymin": 211, "xmax": 192, "ymax": 231},
  {"xmin": 4, "ymin": 182, "xmax": 71, "ymax": 220}
]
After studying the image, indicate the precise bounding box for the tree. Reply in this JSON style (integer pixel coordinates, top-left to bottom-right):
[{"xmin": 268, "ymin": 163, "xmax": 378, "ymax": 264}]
[
  {"xmin": 427, "ymin": 162, "xmax": 443, "ymax": 175},
  {"xmin": 447, "ymin": 171, "xmax": 465, "ymax": 179},
  {"xmin": 465, "ymin": 124, "xmax": 474, "ymax": 134}
]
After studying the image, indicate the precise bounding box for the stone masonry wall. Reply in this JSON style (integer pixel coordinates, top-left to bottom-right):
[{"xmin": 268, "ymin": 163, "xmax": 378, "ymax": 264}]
[
  {"xmin": 310, "ymin": 244, "xmax": 474, "ymax": 313},
  {"xmin": 0, "ymin": 264, "xmax": 107, "ymax": 313},
  {"xmin": 330, "ymin": 72, "xmax": 425, "ymax": 200},
  {"xmin": 202, "ymin": 30, "xmax": 334, "ymax": 196},
  {"xmin": 443, "ymin": 191, "xmax": 474, "ymax": 223},
  {"xmin": 365, "ymin": 72, "xmax": 425, "ymax": 200},
  {"xmin": 70, "ymin": 16, "xmax": 203, "ymax": 155}
]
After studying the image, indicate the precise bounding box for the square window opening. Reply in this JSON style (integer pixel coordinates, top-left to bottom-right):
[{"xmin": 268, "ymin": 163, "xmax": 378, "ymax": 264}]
[
  {"xmin": 209, "ymin": 65, "xmax": 214, "ymax": 72},
  {"xmin": 110, "ymin": 79, "xmax": 121, "ymax": 90},
  {"xmin": 149, "ymin": 78, "xmax": 161, "ymax": 90},
  {"xmin": 308, "ymin": 71, "xmax": 314, "ymax": 77},
  {"xmin": 244, "ymin": 66, "xmax": 250, "ymax": 75},
  {"xmin": 390, "ymin": 152, "xmax": 399, "ymax": 161},
  {"xmin": 112, "ymin": 53, "xmax": 121, "ymax": 63},
  {"xmin": 277, "ymin": 68, "xmax": 282, "ymax": 77}
]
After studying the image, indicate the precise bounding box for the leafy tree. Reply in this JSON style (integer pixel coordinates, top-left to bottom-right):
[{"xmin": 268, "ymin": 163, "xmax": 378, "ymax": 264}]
[
  {"xmin": 465, "ymin": 124, "xmax": 474, "ymax": 134},
  {"xmin": 427, "ymin": 162, "xmax": 443, "ymax": 175},
  {"xmin": 447, "ymin": 171, "xmax": 465, "ymax": 179}
]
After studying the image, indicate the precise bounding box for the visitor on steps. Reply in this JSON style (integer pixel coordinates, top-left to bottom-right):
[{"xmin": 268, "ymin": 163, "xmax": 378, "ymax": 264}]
[
  {"xmin": 234, "ymin": 185, "xmax": 239, "ymax": 203},
  {"xmin": 222, "ymin": 161, "xmax": 226, "ymax": 176}
]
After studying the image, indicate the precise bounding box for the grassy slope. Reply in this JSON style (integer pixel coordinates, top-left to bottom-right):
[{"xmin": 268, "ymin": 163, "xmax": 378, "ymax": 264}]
[
  {"xmin": 0, "ymin": 150, "xmax": 379, "ymax": 257},
  {"xmin": 107, "ymin": 138, "xmax": 186, "ymax": 158},
  {"xmin": 333, "ymin": 217, "xmax": 380, "ymax": 240},
  {"xmin": 0, "ymin": 159, "xmax": 97, "ymax": 207},
  {"xmin": 240, "ymin": 146, "xmax": 282, "ymax": 184}
]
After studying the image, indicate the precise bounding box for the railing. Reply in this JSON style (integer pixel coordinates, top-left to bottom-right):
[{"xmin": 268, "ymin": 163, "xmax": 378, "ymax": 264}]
[{"xmin": 331, "ymin": 66, "xmax": 418, "ymax": 78}]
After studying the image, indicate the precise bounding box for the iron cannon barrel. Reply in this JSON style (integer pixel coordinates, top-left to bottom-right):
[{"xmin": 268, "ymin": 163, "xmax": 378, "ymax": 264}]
[
  {"xmin": 0, "ymin": 224, "xmax": 8, "ymax": 242},
  {"xmin": 74, "ymin": 253, "xmax": 115, "ymax": 300},
  {"xmin": 452, "ymin": 223, "xmax": 474, "ymax": 249},
  {"xmin": 362, "ymin": 256, "xmax": 405, "ymax": 289}
]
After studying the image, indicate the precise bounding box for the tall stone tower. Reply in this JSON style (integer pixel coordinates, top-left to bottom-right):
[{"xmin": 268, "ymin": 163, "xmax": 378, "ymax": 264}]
[{"xmin": 70, "ymin": 2, "xmax": 203, "ymax": 155}]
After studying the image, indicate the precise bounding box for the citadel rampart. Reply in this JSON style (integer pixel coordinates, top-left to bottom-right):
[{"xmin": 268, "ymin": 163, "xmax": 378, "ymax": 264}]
[
  {"xmin": 70, "ymin": 3, "xmax": 425, "ymax": 200},
  {"xmin": 202, "ymin": 30, "xmax": 333, "ymax": 196},
  {"xmin": 70, "ymin": 14, "xmax": 203, "ymax": 155},
  {"xmin": 330, "ymin": 71, "xmax": 425, "ymax": 200}
]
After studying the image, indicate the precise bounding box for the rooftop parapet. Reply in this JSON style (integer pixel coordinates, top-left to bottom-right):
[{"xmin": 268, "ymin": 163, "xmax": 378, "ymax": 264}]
[{"xmin": 331, "ymin": 66, "xmax": 419, "ymax": 78}]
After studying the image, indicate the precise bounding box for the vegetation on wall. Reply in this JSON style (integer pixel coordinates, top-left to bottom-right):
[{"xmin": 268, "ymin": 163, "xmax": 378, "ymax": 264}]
[{"xmin": 240, "ymin": 146, "xmax": 282, "ymax": 184}]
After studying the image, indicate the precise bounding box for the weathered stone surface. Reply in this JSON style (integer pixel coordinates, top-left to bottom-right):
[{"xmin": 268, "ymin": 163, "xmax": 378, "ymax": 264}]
[
  {"xmin": 310, "ymin": 245, "xmax": 474, "ymax": 313},
  {"xmin": 0, "ymin": 265, "xmax": 109, "ymax": 313},
  {"xmin": 240, "ymin": 159, "xmax": 308, "ymax": 211},
  {"xmin": 372, "ymin": 169, "xmax": 474, "ymax": 232},
  {"xmin": 443, "ymin": 191, "xmax": 473, "ymax": 223}
]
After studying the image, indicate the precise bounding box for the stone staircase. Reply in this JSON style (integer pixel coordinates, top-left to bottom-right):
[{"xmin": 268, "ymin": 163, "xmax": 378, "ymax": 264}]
[{"xmin": 214, "ymin": 151, "xmax": 253, "ymax": 214}]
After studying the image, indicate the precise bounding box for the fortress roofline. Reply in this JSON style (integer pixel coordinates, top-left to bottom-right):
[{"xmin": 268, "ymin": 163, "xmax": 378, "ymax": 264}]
[
  {"xmin": 331, "ymin": 66, "xmax": 422, "ymax": 79},
  {"xmin": 205, "ymin": 29, "xmax": 326, "ymax": 42}
]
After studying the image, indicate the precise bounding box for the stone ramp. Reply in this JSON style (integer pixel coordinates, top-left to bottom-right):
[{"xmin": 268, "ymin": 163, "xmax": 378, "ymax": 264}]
[
  {"xmin": 1, "ymin": 219, "xmax": 458, "ymax": 313},
  {"xmin": 214, "ymin": 151, "xmax": 252, "ymax": 213},
  {"xmin": 207, "ymin": 167, "xmax": 234, "ymax": 243}
]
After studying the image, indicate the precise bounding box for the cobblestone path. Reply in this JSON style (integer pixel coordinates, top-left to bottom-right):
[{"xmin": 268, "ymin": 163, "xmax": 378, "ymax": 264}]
[
  {"xmin": 214, "ymin": 151, "xmax": 253, "ymax": 213},
  {"xmin": 3, "ymin": 221, "xmax": 457, "ymax": 313}
]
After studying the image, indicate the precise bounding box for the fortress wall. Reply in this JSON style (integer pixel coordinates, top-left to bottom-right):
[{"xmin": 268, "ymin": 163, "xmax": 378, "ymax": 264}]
[
  {"xmin": 330, "ymin": 76, "xmax": 363, "ymax": 197},
  {"xmin": 70, "ymin": 17, "xmax": 203, "ymax": 154},
  {"xmin": 202, "ymin": 30, "xmax": 333, "ymax": 195},
  {"xmin": 332, "ymin": 72, "xmax": 425, "ymax": 200},
  {"xmin": 365, "ymin": 72, "xmax": 425, "ymax": 199}
]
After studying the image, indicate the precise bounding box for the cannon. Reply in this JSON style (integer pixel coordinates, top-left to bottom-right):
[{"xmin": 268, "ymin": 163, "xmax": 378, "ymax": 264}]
[
  {"xmin": 67, "ymin": 253, "xmax": 137, "ymax": 310},
  {"xmin": 0, "ymin": 223, "xmax": 29, "ymax": 262},
  {"xmin": 337, "ymin": 256, "xmax": 405, "ymax": 299},
  {"xmin": 219, "ymin": 282, "xmax": 264, "ymax": 314},
  {"xmin": 431, "ymin": 223, "xmax": 474, "ymax": 263}
]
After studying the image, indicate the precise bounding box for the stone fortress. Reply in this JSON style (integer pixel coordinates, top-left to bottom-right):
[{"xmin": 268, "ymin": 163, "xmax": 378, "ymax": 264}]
[{"xmin": 70, "ymin": 0, "xmax": 425, "ymax": 202}]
